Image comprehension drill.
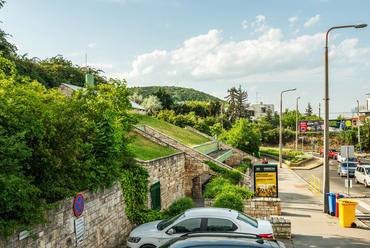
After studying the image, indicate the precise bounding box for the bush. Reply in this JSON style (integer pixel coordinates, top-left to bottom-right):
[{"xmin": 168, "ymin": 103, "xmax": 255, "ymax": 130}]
[
  {"xmin": 203, "ymin": 160, "xmax": 242, "ymax": 184},
  {"xmin": 211, "ymin": 193, "xmax": 244, "ymax": 212},
  {"xmin": 236, "ymin": 158, "xmax": 252, "ymax": 174},
  {"xmin": 163, "ymin": 197, "xmax": 194, "ymax": 219},
  {"xmin": 203, "ymin": 176, "xmax": 254, "ymax": 200}
]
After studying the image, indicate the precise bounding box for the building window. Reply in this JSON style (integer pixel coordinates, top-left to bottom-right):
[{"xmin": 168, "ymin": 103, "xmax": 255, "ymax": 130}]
[{"xmin": 150, "ymin": 182, "xmax": 161, "ymax": 211}]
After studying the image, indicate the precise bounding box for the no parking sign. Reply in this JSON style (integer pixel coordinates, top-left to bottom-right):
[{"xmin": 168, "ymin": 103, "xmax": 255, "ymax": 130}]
[{"xmin": 74, "ymin": 193, "xmax": 84, "ymax": 217}]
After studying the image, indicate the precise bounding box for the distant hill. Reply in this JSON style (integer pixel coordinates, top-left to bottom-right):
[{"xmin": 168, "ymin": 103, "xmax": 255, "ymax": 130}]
[{"xmin": 128, "ymin": 86, "xmax": 224, "ymax": 102}]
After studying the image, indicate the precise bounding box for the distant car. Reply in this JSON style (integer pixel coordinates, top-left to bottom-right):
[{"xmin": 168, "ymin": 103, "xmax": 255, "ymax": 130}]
[
  {"xmin": 337, "ymin": 162, "xmax": 357, "ymax": 177},
  {"xmin": 126, "ymin": 208, "xmax": 274, "ymax": 248},
  {"xmin": 355, "ymin": 165, "xmax": 370, "ymax": 188},
  {"xmin": 158, "ymin": 232, "xmax": 286, "ymax": 248},
  {"xmin": 337, "ymin": 155, "xmax": 361, "ymax": 165},
  {"xmin": 319, "ymin": 148, "xmax": 340, "ymax": 159}
]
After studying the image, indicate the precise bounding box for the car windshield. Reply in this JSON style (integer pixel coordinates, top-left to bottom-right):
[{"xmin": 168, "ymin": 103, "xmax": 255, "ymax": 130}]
[
  {"xmin": 157, "ymin": 212, "xmax": 186, "ymax": 230},
  {"xmin": 347, "ymin": 158, "xmax": 358, "ymax": 162},
  {"xmin": 342, "ymin": 163, "xmax": 357, "ymax": 168},
  {"xmin": 237, "ymin": 212, "xmax": 258, "ymax": 228},
  {"xmin": 332, "ymin": 149, "xmax": 340, "ymax": 152}
]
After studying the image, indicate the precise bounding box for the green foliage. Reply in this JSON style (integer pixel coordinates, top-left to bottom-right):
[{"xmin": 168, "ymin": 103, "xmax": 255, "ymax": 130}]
[
  {"xmin": 236, "ymin": 158, "xmax": 252, "ymax": 174},
  {"xmin": 151, "ymin": 87, "xmax": 174, "ymax": 110},
  {"xmin": 164, "ymin": 197, "xmax": 194, "ymax": 218},
  {"xmin": 128, "ymin": 86, "xmax": 223, "ymax": 103},
  {"xmin": 211, "ymin": 193, "xmax": 245, "ymax": 212},
  {"xmin": 218, "ymin": 118, "xmax": 261, "ymax": 157},
  {"xmin": 0, "ymin": 55, "xmax": 136, "ymax": 239},
  {"xmin": 203, "ymin": 176, "xmax": 253, "ymax": 199},
  {"xmin": 203, "ymin": 160, "xmax": 242, "ymax": 184},
  {"xmin": 120, "ymin": 164, "xmax": 162, "ymax": 224}
]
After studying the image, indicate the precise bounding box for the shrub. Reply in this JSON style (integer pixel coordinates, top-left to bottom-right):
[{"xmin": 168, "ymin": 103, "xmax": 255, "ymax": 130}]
[
  {"xmin": 211, "ymin": 193, "xmax": 244, "ymax": 212},
  {"xmin": 203, "ymin": 160, "xmax": 242, "ymax": 184},
  {"xmin": 203, "ymin": 176, "xmax": 254, "ymax": 200},
  {"xmin": 162, "ymin": 197, "xmax": 194, "ymax": 219}
]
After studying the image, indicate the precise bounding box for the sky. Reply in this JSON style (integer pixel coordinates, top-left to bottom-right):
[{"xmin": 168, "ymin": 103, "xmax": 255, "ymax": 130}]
[{"xmin": 1, "ymin": 0, "xmax": 369, "ymax": 119}]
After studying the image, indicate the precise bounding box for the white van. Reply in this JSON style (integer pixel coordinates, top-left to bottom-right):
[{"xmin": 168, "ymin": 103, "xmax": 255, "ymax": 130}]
[{"xmin": 355, "ymin": 165, "xmax": 370, "ymax": 187}]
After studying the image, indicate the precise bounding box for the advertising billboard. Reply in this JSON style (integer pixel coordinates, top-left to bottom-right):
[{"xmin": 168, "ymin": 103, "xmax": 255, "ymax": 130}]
[
  {"xmin": 253, "ymin": 164, "xmax": 278, "ymax": 197},
  {"xmin": 299, "ymin": 119, "xmax": 352, "ymax": 132}
]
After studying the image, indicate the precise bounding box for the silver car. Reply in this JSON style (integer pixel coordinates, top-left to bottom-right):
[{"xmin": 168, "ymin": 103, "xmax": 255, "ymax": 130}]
[
  {"xmin": 337, "ymin": 162, "xmax": 357, "ymax": 177},
  {"xmin": 127, "ymin": 207, "xmax": 274, "ymax": 248}
]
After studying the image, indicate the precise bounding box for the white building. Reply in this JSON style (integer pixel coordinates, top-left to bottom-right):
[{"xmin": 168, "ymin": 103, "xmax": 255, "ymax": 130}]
[{"xmin": 247, "ymin": 102, "xmax": 274, "ymax": 122}]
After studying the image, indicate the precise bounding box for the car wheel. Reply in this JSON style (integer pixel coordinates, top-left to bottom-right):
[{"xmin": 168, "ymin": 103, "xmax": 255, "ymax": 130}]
[
  {"xmin": 141, "ymin": 245, "xmax": 156, "ymax": 248},
  {"xmin": 365, "ymin": 180, "xmax": 369, "ymax": 188},
  {"xmin": 333, "ymin": 155, "xmax": 336, "ymax": 160},
  {"xmin": 321, "ymin": 153, "xmax": 324, "ymax": 158}
]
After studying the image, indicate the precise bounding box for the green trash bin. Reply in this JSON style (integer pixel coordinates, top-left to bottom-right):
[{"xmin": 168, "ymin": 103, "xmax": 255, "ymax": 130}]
[{"xmin": 338, "ymin": 199, "xmax": 358, "ymax": 228}]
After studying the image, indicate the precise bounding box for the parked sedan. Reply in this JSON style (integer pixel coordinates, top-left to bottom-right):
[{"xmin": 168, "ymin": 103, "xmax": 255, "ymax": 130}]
[
  {"xmin": 126, "ymin": 208, "xmax": 274, "ymax": 248},
  {"xmin": 337, "ymin": 162, "xmax": 357, "ymax": 177},
  {"xmin": 355, "ymin": 165, "xmax": 370, "ymax": 188},
  {"xmin": 319, "ymin": 148, "xmax": 340, "ymax": 159},
  {"xmin": 158, "ymin": 232, "xmax": 286, "ymax": 248}
]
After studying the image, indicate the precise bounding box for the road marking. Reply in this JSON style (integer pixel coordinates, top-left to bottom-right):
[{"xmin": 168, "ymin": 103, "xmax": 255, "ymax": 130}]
[{"xmin": 357, "ymin": 200, "xmax": 370, "ymax": 213}]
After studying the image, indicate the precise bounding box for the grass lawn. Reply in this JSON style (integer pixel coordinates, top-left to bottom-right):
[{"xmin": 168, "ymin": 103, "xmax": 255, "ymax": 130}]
[
  {"xmin": 130, "ymin": 133, "xmax": 179, "ymax": 161},
  {"xmin": 136, "ymin": 115, "xmax": 211, "ymax": 146}
]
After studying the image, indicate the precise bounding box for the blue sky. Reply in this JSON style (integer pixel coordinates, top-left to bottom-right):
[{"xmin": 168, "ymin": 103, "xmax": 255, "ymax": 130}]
[{"xmin": 1, "ymin": 0, "xmax": 369, "ymax": 118}]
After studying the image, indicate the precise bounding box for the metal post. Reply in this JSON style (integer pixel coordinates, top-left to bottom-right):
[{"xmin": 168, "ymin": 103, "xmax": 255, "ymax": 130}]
[
  {"xmin": 323, "ymin": 23, "xmax": 367, "ymax": 213},
  {"xmin": 346, "ymin": 146, "xmax": 350, "ymax": 195},
  {"xmin": 296, "ymin": 97, "xmax": 300, "ymax": 151},
  {"xmin": 280, "ymin": 88, "xmax": 296, "ymax": 168},
  {"xmin": 357, "ymin": 100, "xmax": 361, "ymax": 151}
]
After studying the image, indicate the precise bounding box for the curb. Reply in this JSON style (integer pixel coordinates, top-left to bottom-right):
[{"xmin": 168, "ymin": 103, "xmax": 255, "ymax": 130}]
[{"xmin": 288, "ymin": 165, "xmax": 370, "ymax": 229}]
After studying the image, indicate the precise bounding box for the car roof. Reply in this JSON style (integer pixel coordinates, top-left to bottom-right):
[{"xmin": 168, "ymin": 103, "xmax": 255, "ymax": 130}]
[
  {"xmin": 184, "ymin": 207, "xmax": 238, "ymax": 219},
  {"xmin": 359, "ymin": 165, "xmax": 370, "ymax": 168}
]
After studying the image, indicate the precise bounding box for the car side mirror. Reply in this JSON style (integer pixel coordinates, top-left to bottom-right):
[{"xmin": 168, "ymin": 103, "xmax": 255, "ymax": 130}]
[{"xmin": 166, "ymin": 229, "xmax": 175, "ymax": 235}]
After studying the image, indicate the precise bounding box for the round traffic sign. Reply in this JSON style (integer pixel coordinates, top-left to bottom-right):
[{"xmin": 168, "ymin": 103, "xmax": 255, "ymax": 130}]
[{"xmin": 74, "ymin": 193, "xmax": 84, "ymax": 217}]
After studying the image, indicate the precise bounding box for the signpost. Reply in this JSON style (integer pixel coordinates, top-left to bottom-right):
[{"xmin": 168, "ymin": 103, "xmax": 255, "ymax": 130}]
[
  {"xmin": 341, "ymin": 146, "xmax": 354, "ymax": 195},
  {"xmin": 74, "ymin": 193, "xmax": 85, "ymax": 246},
  {"xmin": 253, "ymin": 164, "xmax": 278, "ymax": 197}
]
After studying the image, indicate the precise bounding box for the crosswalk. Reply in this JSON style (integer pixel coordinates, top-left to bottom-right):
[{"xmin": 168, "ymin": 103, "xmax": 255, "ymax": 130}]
[{"xmin": 354, "ymin": 198, "xmax": 370, "ymax": 227}]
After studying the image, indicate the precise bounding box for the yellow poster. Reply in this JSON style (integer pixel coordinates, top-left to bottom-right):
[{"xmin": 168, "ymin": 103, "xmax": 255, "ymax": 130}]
[{"xmin": 254, "ymin": 165, "xmax": 278, "ymax": 197}]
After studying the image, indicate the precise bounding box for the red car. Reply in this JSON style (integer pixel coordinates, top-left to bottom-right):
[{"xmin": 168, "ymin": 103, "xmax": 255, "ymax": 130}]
[{"xmin": 319, "ymin": 148, "xmax": 340, "ymax": 159}]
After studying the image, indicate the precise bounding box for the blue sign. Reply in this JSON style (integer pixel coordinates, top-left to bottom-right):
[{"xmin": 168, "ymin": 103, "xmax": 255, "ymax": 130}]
[{"xmin": 74, "ymin": 194, "xmax": 84, "ymax": 217}]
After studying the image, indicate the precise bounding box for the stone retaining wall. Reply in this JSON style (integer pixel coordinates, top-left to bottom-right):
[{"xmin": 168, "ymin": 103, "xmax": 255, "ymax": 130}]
[
  {"xmin": 136, "ymin": 153, "xmax": 187, "ymax": 210},
  {"xmin": 204, "ymin": 197, "xmax": 281, "ymax": 216},
  {"xmin": 0, "ymin": 184, "xmax": 132, "ymax": 248}
]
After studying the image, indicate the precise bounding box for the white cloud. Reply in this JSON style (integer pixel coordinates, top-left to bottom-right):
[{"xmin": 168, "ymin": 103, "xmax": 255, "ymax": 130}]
[
  {"xmin": 304, "ymin": 14, "xmax": 320, "ymax": 27},
  {"xmin": 289, "ymin": 16, "xmax": 298, "ymax": 23},
  {"xmin": 242, "ymin": 20, "xmax": 248, "ymax": 30},
  {"xmin": 88, "ymin": 43, "xmax": 96, "ymax": 48},
  {"xmin": 123, "ymin": 26, "xmax": 370, "ymax": 101},
  {"xmin": 251, "ymin": 15, "xmax": 268, "ymax": 33}
]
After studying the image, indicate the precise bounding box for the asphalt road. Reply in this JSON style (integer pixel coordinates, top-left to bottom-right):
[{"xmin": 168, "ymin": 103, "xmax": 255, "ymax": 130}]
[{"xmin": 293, "ymin": 156, "xmax": 370, "ymax": 227}]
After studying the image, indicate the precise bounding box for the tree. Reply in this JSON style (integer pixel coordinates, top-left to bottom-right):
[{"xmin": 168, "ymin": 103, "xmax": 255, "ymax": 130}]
[
  {"xmin": 305, "ymin": 102, "xmax": 313, "ymax": 117},
  {"xmin": 151, "ymin": 87, "xmax": 173, "ymax": 110},
  {"xmin": 142, "ymin": 95, "xmax": 163, "ymax": 115},
  {"xmin": 225, "ymin": 85, "xmax": 248, "ymax": 122},
  {"xmin": 129, "ymin": 92, "xmax": 143, "ymax": 104},
  {"xmin": 218, "ymin": 118, "xmax": 261, "ymax": 157}
]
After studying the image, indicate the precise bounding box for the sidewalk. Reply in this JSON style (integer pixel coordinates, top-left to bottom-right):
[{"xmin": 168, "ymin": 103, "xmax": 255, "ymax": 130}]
[{"xmin": 278, "ymin": 163, "xmax": 370, "ymax": 247}]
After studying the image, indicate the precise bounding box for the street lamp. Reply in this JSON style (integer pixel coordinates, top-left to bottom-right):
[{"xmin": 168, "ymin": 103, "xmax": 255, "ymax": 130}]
[
  {"xmin": 323, "ymin": 23, "xmax": 367, "ymax": 213},
  {"xmin": 296, "ymin": 97, "xmax": 301, "ymax": 151},
  {"xmin": 357, "ymin": 100, "xmax": 361, "ymax": 152},
  {"xmin": 279, "ymin": 88, "xmax": 297, "ymax": 168}
]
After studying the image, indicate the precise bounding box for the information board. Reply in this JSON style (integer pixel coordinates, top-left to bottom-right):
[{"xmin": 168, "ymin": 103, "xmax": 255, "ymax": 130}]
[{"xmin": 253, "ymin": 164, "xmax": 278, "ymax": 197}]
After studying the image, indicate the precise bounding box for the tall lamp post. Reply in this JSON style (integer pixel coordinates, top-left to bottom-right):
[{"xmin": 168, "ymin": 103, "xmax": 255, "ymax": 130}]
[
  {"xmin": 279, "ymin": 88, "xmax": 297, "ymax": 168},
  {"xmin": 357, "ymin": 100, "xmax": 361, "ymax": 151},
  {"xmin": 323, "ymin": 23, "xmax": 367, "ymax": 213},
  {"xmin": 296, "ymin": 97, "xmax": 301, "ymax": 151}
]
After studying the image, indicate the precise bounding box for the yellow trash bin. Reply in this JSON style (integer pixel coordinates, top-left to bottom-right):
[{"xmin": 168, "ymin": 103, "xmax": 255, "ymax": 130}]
[{"xmin": 338, "ymin": 199, "xmax": 358, "ymax": 228}]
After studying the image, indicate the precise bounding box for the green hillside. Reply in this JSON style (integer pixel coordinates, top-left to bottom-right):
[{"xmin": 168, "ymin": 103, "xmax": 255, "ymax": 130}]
[
  {"xmin": 128, "ymin": 86, "xmax": 224, "ymax": 102},
  {"xmin": 136, "ymin": 115, "xmax": 211, "ymax": 146},
  {"xmin": 131, "ymin": 133, "xmax": 179, "ymax": 161}
]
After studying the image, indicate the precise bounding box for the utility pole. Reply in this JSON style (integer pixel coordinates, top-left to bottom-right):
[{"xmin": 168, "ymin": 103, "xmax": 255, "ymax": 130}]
[
  {"xmin": 357, "ymin": 100, "xmax": 361, "ymax": 151},
  {"xmin": 319, "ymin": 103, "xmax": 321, "ymax": 119}
]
